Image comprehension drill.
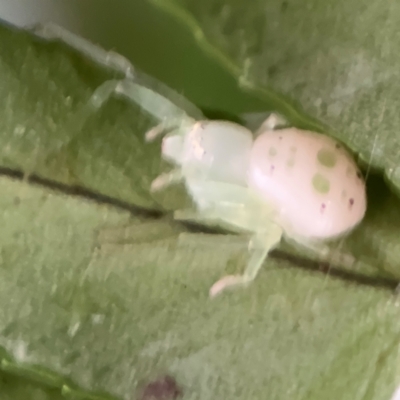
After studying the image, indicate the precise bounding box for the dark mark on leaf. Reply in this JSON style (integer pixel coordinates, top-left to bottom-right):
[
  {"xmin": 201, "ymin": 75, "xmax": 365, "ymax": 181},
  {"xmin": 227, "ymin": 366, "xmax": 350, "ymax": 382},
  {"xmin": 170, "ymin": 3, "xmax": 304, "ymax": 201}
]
[
  {"xmin": 2, "ymin": 167, "xmax": 397, "ymax": 293},
  {"xmin": 0, "ymin": 166, "xmax": 162, "ymax": 218},
  {"xmin": 281, "ymin": 1, "xmax": 289, "ymax": 12},
  {"xmin": 140, "ymin": 375, "xmax": 182, "ymax": 400}
]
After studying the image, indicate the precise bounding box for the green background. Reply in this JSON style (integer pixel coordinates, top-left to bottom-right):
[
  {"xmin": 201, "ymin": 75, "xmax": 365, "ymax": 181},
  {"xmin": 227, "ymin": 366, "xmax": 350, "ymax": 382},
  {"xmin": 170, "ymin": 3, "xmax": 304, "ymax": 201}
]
[{"xmin": 1, "ymin": 1, "xmax": 400, "ymax": 399}]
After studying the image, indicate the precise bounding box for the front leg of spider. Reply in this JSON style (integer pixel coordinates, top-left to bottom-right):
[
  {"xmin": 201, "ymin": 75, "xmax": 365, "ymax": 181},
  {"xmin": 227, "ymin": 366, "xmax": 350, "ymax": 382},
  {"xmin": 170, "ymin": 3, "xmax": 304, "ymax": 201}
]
[
  {"xmin": 31, "ymin": 22, "xmax": 135, "ymax": 78},
  {"xmin": 150, "ymin": 169, "xmax": 184, "ymax": 192},
  {"xmin": 209, "ymin": 225, "xmax": 282, "ymax": 297},
  {"xmin": 87, "ymin": 78, "xmax": 194, "ymax": 132},
  {"xmin": 32, "ymin": 23, "xmax": 198, "ymax": 143}
]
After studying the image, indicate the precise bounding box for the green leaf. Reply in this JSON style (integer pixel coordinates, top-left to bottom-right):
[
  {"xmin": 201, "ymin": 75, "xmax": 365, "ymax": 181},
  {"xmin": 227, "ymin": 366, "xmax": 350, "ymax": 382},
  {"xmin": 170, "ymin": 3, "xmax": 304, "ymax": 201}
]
[
  {"xmin": 0, "ymin": 369, "xmax": 64, "ymax": 400},
  {"xmin": 0, "ymin": 175, "xmax": 399, "ymax": 400},
  {"xmin": 0, "ymin": 15, "xmax": 400, "ymax": 400}
]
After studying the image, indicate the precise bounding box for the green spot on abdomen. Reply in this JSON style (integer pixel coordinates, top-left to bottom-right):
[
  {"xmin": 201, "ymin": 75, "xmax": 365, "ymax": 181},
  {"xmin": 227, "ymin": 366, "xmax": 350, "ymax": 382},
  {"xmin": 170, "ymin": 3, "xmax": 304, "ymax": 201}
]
[
  {"xmin": 317, "ymin": 148, "xmax": 337, "ymax": 168},
  {"xmin": 268, "ymin": 147, "xmax": 277, "ymax": 157},
  {"xmin": 312, "ymin": 173, "xmax": 330, "ymax": 194},
  {"xmin": 286, "ymin": 158, "xmax": 295, "ymax": 168}
]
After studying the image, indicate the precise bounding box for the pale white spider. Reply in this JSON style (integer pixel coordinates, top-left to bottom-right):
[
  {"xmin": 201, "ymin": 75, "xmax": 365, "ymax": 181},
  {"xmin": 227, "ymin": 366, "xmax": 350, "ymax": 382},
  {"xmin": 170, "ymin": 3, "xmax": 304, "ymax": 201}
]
[
  {"xmin": 149, "ymin": 114, "xmax": 366, "ymax": 297},
  {"xmin": 30, "ymin": 24, "xmax": 367, "ymax": 297}
]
